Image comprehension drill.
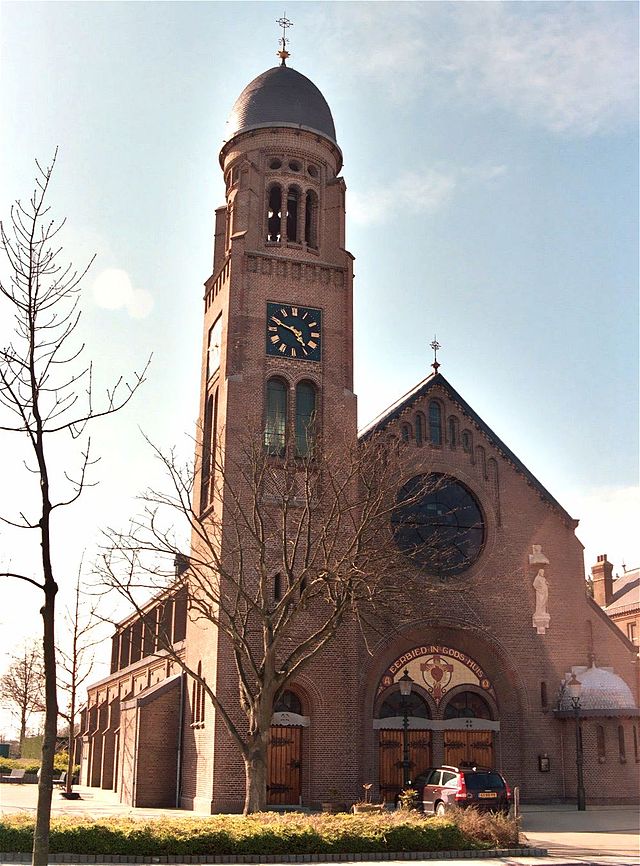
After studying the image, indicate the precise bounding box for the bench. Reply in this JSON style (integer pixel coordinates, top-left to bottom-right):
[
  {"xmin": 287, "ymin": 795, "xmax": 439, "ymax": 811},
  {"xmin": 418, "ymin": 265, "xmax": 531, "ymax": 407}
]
[
  {"xmin": 52, "ymin": 772, "xmax": 67, "ymax": 787},
  {"xmin": 1, "ymin": 769, "xmax": 26, "ymax": 783}
]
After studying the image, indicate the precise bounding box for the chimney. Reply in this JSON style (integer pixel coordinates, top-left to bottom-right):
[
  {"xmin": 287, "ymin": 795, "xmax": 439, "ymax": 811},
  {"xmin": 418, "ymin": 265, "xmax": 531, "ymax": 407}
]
[{"xmin": 591, "ymin": 554, "xmax": 614, "ymax": 607}]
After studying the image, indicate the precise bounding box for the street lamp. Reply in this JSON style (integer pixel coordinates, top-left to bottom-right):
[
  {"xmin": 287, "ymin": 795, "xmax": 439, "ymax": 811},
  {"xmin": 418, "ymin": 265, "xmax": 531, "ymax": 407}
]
[
  {"xmin": 398, "ymin": 669, "xmax": 413, "ymax": 788},
  {"xmin": 567, "ymin": 673, "xmax": 586, "ymax": 811}
]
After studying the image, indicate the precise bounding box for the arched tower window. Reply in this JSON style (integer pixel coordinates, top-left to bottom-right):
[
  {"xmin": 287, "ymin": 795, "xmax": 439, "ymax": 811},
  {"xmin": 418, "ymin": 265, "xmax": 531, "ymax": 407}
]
[
  {"xmin": 273, "ymin": 573, "xmax": 282, "ymax": 602},
  {"xmin": 462, "ymin": 430, "xmax": 473, "ymax": 454},
  {"xmin": 295, "ymin": 381, "xmax": 317, "ymax": 457},
  {"xmin": 401, "ymin": 423, "xmax": 411, "ymax": 443},
  {"xmin": 305, "ymin": 190, "xmax": 318, "ymax": 248},
  {"xmin": 200, "ymin": 391, "xmax": 218, "ymax": 513},
  {"xmin": 267, "ymin": 184, "xmax": 282, "ymax": 242},
  {"xmin": 428, "ymin": 400, "xmax": 442, "ymax": 445},
  {"xmin": 415, "ymin": 413, "xmax": 424, "ymax": 446},
  {"xmin": 287, "ymin": 186, "xmax": 300, "ymax": 242},
  {"xmin": 265, "ymin": 378, "xmax": 288, "ymax": 456}
]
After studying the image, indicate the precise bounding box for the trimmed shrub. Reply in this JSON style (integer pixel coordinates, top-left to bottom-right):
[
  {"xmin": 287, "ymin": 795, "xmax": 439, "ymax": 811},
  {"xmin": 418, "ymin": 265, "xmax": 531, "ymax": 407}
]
[{"xmin": 0, "ymin": 811, "xmax": 520, "ymax": 856}]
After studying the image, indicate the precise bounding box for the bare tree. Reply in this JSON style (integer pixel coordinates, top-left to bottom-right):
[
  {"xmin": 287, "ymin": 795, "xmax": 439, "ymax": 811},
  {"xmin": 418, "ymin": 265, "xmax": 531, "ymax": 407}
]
[
  {"xmin": 100, "ymin": 427, "xmax": 446, "ymax": 813},
  {"xmin": 0, "ymin": 152, "xmax": 148, "ymax": 865},
  {"xmin": 0, "ymin": 643, "xmax": 45, "ymax": 752},
  {"xmin": 57, "ymin": 562, "xmax": 102, "ymax": 796}
]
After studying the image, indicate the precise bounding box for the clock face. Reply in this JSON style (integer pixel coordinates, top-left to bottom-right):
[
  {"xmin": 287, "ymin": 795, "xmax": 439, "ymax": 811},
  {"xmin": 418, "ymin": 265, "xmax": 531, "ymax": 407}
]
[{"xmin": 266, "ymin": 302, "xmax": 322, "ymax": 361}]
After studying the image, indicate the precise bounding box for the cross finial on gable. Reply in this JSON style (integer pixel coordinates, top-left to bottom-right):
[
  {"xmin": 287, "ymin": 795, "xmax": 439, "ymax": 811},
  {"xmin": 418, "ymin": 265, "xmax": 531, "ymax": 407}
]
[{"xmin": 430, "ymin": 336, "xmax": 441, "ymax": 373}]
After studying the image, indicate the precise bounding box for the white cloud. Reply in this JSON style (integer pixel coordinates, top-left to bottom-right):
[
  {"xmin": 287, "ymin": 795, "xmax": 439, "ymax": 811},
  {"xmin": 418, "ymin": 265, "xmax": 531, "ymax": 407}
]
[
  {"xmin": 348, "ymin": 164, "xmax": 505, "ymax": 226},
  {"xmin": 324, "ymin": 3, "xmax": 637, "ymax": 136},
  {"xmin": 92, "ymin": 268, "xmax": 153, "ymax": 319}
]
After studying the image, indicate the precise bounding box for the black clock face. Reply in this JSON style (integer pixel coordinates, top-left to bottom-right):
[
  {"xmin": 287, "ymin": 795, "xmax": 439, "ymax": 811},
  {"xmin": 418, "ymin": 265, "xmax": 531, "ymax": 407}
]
[
  {"xmin": 391, "ymin": 473, "xmax": 485, "ymax": 577},
  {"xmin": 266, "ymin": 302, "xmax": 322, "ymax": 361}
]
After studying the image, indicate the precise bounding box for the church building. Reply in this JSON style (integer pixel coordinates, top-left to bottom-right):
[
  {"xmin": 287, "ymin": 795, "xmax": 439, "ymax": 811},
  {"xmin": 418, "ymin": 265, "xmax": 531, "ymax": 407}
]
[{"xmin": 80, "ymin": 45, "xmax": 639, "ymax": 812}]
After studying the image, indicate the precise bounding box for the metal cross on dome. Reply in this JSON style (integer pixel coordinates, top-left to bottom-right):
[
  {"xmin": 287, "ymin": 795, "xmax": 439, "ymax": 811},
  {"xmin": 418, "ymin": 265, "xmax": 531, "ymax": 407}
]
[
  {"xmin": 430, "ymin": 336, "xmax": 442, "ymax": 373},
  {"xmin": 276, "ymin": 14, "xmax": 293, "ymax": 64}
]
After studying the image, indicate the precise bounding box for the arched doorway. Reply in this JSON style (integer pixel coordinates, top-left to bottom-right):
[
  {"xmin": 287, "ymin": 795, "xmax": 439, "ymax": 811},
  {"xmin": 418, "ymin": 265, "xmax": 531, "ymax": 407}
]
[
  {"xmin": 375, "ymin": 689, "xmax": 432, "ymax": 804},
  {"xmin": 267, "ymin": 690, "xmax": 306, "ymax": 805},
  {"xmin": 442, "ymin": 690, "xmax": 495, "ymax": 767}
]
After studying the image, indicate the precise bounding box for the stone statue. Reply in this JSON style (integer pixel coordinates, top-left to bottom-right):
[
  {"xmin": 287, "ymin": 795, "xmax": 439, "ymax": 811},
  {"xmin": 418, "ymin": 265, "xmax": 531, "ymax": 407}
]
[{"xmin": 532, "ymin": 568, "xmax": 551, "ymax": 634}]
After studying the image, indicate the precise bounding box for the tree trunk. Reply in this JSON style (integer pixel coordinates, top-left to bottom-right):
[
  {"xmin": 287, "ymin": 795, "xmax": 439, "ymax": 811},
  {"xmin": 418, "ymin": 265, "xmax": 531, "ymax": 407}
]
[
  {"xmin": 33, "ymin": 509, "xmax": 57, "ymax": 866},
  {"xmin": 243, "ymin": 738, "xmax": 269, "ymax": 815}
]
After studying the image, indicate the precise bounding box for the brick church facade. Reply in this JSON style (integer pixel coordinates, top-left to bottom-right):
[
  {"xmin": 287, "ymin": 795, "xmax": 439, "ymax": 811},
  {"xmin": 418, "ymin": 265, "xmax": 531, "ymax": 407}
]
[{"xmin": 80, "ymin": 58, "xmax": 639, "ymax": 811}]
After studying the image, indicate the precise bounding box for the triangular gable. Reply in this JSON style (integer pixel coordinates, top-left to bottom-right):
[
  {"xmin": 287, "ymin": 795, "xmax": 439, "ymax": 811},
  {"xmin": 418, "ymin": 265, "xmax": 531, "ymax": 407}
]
[{"xmin": 359, "ymin": 372, "xmax": 575, "ymax": 525}]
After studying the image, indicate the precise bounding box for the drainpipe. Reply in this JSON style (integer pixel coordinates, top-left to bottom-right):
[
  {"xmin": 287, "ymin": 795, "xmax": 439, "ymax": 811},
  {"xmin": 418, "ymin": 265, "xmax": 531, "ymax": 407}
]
[{"xmin": 175, "ymin": 673, "xmax": 185, "ymax": 808}]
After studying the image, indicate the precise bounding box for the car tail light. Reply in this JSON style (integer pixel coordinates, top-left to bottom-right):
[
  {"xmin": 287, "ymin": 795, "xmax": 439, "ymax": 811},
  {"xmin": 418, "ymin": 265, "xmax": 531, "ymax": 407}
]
[
  {"xmin": 454, "ymin": 775, "xmax": 471, "ymax": 801},
  {"xmin": 504, "ymin": 779, "xmax": 512, "ymax": 801}
]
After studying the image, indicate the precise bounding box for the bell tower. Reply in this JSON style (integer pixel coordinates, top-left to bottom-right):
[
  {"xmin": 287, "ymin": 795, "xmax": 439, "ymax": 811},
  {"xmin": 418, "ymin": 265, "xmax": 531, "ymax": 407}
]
[{"xmin": 182, "ymin": 51, "xmax": 357, "ymax": 812}]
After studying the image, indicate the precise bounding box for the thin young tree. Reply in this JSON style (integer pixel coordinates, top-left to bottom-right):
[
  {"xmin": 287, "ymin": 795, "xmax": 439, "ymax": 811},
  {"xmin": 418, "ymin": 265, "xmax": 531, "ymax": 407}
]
[
  {"xmin": 0, "ymin": 642, "xmax": 45, "ymax": 753},
  {"xmin": 57, "ymin": 562, "xmax": 102, "ymax": 796},
  {"xmin": 0, "ymin": 152, "xmax": 148, "ymax": 865},
  {"xmin": 100, "ymin": 427, "xmax": 446, "ymax": 813}
]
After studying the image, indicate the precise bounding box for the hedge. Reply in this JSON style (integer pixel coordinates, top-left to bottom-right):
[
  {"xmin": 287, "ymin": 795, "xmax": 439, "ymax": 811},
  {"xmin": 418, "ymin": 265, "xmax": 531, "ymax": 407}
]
[{"xmin": 0, "ymin": 812, "xmax": 516, "ymax": 856}]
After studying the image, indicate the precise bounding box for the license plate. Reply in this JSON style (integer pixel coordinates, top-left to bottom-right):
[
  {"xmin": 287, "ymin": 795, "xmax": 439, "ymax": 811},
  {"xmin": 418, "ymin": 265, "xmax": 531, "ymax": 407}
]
[{"xmin": 478, "ymin": 792, "xmax": 497, "ymax": 798}]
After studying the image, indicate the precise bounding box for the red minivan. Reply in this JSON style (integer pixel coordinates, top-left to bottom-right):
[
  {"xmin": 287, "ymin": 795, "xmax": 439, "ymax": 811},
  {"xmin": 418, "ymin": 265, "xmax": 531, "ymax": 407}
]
[{"xmin": 420, "ymin": 765, "xmax": 511, "ymax": 815}]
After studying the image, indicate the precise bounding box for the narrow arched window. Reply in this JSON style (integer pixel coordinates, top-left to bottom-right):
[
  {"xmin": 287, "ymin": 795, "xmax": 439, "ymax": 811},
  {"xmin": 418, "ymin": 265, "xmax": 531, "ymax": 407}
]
[
  {"xmin": 305, "ymin": 190, "xmax": 318, "ymax": 248},
  {"xmin": 475, "ymin": 445, "xmax": 487, "ymax": 479},
  {"xmin": 428, "ymin": 401, "xmax": 442, "ymax": 445},
  {"xmin": 401, "ymin": 423, "xmax": 410, "ymax": 443},
  {"xmin": 462, "ymin": 430, "xmax": 472, "ymax": 454},
  {"xmin": 415, "ymin": 413, "xmax": 424, "ymax": 446},
  {"xmin": 287, "ymin": 187, "xmax": 300, "ymax": 242},
  {"xmin": 448, "ymin": 416, "xmax": 458, "ymax": 447},
  {"xmin": 200, "ymin": 395, "xmax": 213, "ymax": 513},
  {"xmin": 596, "ymin": 725, "xmax": 606, "ymax": 761},
  {"xmin": 274, "ymin": 573, "xmax": 282, "ymax": 601},
  {"xmin": 265, "ymin": 378, "xmax": 288, "ymax": 456},
  {"xmin": 540, "ymin": 681, "xmax": 548, "ymax": 710},
  {"xmin": 267, "ymin": 185, "xmax": 282, "ymax": 242},
  {"xmin": 295, "ymin": 381, "xmax": 317, "ymax": 457},
  {"xmin": 618, "ymin": 725, "xmax": 626, "ymax": 762},
  {"xmin": 633, "ymin": 725, "xmax": 639, "ymax": 762}
]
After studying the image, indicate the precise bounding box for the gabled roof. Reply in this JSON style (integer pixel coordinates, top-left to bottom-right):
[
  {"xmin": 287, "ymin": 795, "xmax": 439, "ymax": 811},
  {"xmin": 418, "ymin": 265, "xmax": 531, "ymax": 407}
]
[
  {"xmin": 606, "ymin": 567, "xmax": 640, "ymax": 615},
  {"xmin": 359, "ymin": 371, "xmax": 575, "ymax": 525}
]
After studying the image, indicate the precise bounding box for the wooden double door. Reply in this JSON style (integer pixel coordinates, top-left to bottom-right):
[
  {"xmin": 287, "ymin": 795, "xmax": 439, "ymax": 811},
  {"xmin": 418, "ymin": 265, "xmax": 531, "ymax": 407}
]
[
  {"xmin": 444, "ymin": 730, "xmax": 494, "ymax": 768},
  {"xmin": 267, "ymin": 725, "xmax": 302, "ymax": 805},
  {"xmin": 378, "ymin": 729, "xmax": 432, "ymax": 803}
]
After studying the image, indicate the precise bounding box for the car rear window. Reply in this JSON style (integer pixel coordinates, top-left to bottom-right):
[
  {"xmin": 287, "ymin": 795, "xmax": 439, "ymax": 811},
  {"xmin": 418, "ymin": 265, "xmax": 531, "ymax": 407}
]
[{"xmin": 464, "ymin": 772, "xmax": 505, "ymax": 790}]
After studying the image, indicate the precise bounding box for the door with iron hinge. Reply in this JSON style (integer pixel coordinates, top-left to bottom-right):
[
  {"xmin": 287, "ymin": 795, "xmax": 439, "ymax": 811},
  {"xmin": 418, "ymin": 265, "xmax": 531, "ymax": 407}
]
[
  {"xmin": 378, "ymin": 729, "xmax": 432, "ymax": 803},
  {"xmin": 444, "ymin": 730, "xmax": 494, "ymax": 768},
  {"xmin": 267, "ymin": 725, "xmax": 302, "ymax": 805}
]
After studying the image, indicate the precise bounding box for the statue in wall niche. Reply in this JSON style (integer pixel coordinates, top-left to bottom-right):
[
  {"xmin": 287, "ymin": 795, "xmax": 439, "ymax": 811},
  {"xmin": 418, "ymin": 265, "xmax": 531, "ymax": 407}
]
[
  {"xmin": 532, "ymin": 568, "xmax": 551, "ymax": 635},
  {"xmin": 529, "ymin": 544, "xmax": 550, "ymax": 565}
]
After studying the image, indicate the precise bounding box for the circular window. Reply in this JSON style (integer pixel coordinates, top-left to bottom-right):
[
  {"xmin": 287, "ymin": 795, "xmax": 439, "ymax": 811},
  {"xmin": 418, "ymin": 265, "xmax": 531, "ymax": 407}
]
[
  {"xmin": 391, "ymin": 473, "xmax": 484, "ymax": 576},
  {"xmin": 288, "ymin": 160, "xmax": 301, "ymax": 172},
  {"xmin": 307, "ymin": 164, "xmax": 318, "ymax": 178},
  {"xmin": 269, "ymin": 158, "xmax": 282, "ymax": 170}
]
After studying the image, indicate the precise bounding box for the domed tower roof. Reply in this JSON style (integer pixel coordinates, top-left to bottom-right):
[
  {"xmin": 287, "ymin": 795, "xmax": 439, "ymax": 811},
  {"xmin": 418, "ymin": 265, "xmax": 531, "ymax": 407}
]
[
  {"xmin": 559, "ymin": 665, "xmax": 637, "ymax": 712},
  {"xmin": 223, "ymin": 65, "xmax": 339, "ymax": 149}
]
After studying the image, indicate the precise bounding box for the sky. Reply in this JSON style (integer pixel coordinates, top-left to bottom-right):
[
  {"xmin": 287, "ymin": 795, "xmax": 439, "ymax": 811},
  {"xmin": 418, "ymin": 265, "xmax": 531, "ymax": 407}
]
[{"xmin": 0, "ymin": 1, "xmax": 638, "ymax": 738}]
